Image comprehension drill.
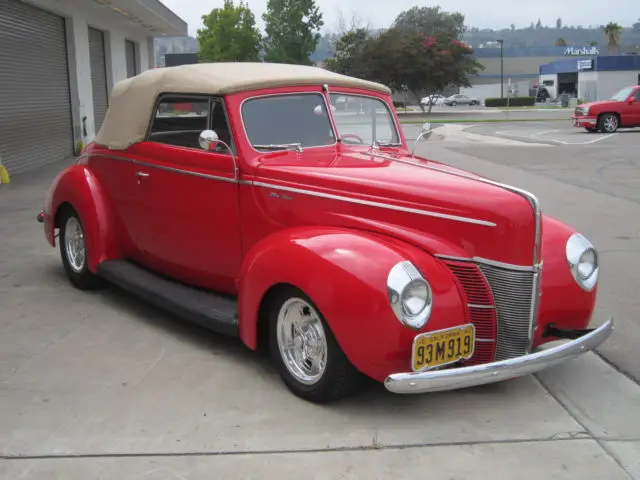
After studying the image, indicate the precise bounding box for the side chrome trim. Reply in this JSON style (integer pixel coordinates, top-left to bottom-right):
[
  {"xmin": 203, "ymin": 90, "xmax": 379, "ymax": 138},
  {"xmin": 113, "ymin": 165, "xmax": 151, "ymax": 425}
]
[
  {"xmin": 468, "ymin": 304, "xmax": 495, "ymax": 310},
  {"xmin": 252, "ymin": 181, "xmax": 497, "ymax": 226},
  {"xmin": 85, "ymin": 153, "xmax": 239, "ymax": 184},
  {"xmin": 435, "ymin": 254, "xmax": 542, "ymax": 273},
  {"xmin": 475, "ymin": 338, "xmax": 496, "ymax": 343},
  {"xmin": 384, "ymin": 317, "xmax": 614, "ymax": 394}
]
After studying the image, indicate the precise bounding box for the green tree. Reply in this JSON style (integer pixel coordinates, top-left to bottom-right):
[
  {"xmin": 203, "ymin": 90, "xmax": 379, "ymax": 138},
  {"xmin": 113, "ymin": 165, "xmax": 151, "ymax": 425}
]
[
  {"xmin": 602, "ymin": 22, "xmax": 623, "ymax": 53},
  {"xmin": 196, "ymin": 0, "xmax": 261, "ymax": 62},
  {"xmin": 555, "ymin": 37, "xmax": 567, "ymax": 46},
  {"xmin": 556, "ymin": 18, "xmax": 562, "ymax": 29},
  {"xmin": 262, "ymin": 0, "xmax": 324, "ymax": 65},
  {"xmin": 392, "ymin": 6, "xmax": 466, "ymax": 38},
  {"xmin": 362, "ymin": 27, "xmax": 482, "ymax": 112},
  {"xmin": 322, "ymin": 28, "xmax": 370, "ymax": 76}
]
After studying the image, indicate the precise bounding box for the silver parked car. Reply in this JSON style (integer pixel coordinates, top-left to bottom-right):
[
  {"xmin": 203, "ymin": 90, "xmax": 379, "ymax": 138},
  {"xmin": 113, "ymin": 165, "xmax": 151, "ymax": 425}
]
[{"xmin": 444, "ymin": 94, "xmax": 480, "ymax": 106}]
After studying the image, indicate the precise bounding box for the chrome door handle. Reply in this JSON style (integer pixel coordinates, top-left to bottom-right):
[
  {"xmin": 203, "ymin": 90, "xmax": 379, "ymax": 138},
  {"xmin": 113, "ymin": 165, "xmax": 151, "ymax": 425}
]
[{"xmin": 136, "ymin": 171, "xmax": 150, "ymax": 178}]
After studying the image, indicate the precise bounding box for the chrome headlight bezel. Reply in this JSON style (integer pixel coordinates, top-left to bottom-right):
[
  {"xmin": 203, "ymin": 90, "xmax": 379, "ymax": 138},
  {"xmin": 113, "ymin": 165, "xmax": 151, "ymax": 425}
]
[
  {"xmin": 387, "ymin": 261, "xmax": 433, "ymax": 330},
  {"xmin": 566, "ymin": 233, "xmax": 599, "ymax": 291}
]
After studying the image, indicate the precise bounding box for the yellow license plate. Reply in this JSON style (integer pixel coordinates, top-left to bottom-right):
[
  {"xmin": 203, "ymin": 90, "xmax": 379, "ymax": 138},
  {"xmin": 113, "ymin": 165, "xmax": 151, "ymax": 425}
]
[{"xmin": 412, "ymin": 324, "xmax": 475, "ymax": 371}]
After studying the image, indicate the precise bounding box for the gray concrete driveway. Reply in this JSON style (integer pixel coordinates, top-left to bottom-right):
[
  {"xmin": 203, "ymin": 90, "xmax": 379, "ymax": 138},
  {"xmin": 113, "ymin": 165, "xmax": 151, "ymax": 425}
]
[{"xmin": 1, "ymin": 151, "xmax": 639, "ymax": 479}]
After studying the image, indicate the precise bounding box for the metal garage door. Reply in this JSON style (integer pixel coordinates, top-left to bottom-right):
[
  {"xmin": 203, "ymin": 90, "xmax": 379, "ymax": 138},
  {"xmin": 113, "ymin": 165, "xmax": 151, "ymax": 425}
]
[
  {"xmin": 125, "ymin": 40, "xmax": 137, "ymax": 78},
  {"xmin": 89, "ymin": 27, "xmax": 108, "ymax": 133},
  {"xmin": 0, "ymin": 0, "xmax": 73, "ymax": 175}
]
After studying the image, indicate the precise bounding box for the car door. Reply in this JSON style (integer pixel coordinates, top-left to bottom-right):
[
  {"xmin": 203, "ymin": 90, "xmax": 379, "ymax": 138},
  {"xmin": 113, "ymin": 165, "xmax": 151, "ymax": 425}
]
[
  {"xmin": 628, "ymin": 89, "xmax": 640, "ymax": 126},
  {"xmin": 125, "ymin": 94, "xmax": 242, "ymax": 293}
]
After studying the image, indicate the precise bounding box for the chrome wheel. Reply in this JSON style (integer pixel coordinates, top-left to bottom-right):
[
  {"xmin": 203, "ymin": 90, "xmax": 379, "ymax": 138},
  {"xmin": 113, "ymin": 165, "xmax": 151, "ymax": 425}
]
[
  {"xmin": 64, "ymin": 216, "xmax": 86, "ymax": 273},
  {"xmin": 276, "ymin": 297, "xmax": 328, "ymax": 385},
  {"xmin": 602, "ymin": 114, "xmax": 618, "ymax": 133}
]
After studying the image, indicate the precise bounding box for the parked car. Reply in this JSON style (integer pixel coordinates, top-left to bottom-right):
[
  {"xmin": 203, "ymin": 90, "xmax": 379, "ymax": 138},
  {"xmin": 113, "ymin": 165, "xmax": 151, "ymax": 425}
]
[
  {"xmin": 572, "ymin": 85, "xmax": 640, "ymax": 133},
  {"xmin": 444, "ymin": 94, "xmax": 480, "ymax": 106},
  {"xmin": 420, "ymin": 94, "xmax": 445, "ymax": 106},
  {"xmin": 38, "ymin": 63, "xmax": 613, "ymax": 403}
]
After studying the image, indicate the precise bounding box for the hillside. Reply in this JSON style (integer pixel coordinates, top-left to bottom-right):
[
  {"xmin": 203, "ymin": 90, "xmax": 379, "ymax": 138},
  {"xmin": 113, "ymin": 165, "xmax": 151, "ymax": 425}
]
[{"xmin": 154, "ymin": 20, "xmax": 640, "ymax": 67}]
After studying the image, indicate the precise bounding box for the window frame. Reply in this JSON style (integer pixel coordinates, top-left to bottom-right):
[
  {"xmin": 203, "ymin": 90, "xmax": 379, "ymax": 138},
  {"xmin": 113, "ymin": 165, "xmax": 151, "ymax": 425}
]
[
  {"xmin": 240, "ymin": 91, "xmax": 338, "ymax": 154},
  {"xmin": 146, "ymin": 93, "xmax": 236, "ymax": 155}
]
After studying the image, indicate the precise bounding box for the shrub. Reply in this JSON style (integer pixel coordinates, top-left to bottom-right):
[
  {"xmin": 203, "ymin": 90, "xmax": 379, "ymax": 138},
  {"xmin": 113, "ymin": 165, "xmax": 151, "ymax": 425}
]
[
  {"xmin": 393, "ymin": 101, "xmax": 406, "ymax": 109},
  {"xmin": 485, "ymin": 96, "xmax": 536, "ymax": 107}
]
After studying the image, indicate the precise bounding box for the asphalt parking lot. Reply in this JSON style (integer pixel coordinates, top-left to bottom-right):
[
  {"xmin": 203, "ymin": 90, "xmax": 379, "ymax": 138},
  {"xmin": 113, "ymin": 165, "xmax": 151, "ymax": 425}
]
[{"xmin": 1, "ymin": 129, "xmax": 640, "ymax": 478}]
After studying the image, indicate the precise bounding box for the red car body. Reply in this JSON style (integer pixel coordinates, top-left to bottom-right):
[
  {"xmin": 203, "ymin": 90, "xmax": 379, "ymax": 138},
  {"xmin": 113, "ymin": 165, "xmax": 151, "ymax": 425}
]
[
  {"xmin": 572, "ymin": 85, "xmax": 640, "ymax": 132},
  {"xmin": 39, "ymin": 63, "xmax": 612, "ymax": 402}
]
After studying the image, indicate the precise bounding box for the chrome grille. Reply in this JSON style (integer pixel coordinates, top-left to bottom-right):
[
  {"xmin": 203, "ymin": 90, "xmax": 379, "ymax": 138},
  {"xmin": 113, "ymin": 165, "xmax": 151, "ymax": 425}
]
[{"xmin": 477, "ymin": 263, "xmax": 538, "ymax": 361}]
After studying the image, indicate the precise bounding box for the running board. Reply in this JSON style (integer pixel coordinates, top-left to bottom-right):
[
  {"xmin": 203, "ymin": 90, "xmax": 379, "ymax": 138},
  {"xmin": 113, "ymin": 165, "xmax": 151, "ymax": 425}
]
[{"xmin": 97, "ymin": 260, "xmax": 238, "ymax": 337}]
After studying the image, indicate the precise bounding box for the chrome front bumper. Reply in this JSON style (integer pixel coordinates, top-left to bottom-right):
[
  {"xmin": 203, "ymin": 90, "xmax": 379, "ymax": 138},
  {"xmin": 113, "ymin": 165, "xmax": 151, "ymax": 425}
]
[{"xmin": 384, "ymin": 317, "xmax": 614, "ymax": 394}]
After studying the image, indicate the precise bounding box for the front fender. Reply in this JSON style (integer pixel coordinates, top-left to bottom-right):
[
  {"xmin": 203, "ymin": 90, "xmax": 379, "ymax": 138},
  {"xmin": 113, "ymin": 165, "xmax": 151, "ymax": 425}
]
[
  {"xmin": 534, "ymin": 215, "xmax": 598, "ymax": 347},
  {"xmin": 237, "ymin": 226, "xmax": 466, "ymax": 381},
  {"xmin": 43, "ymin": 164, "xmax": 119, "ymax": 272}
]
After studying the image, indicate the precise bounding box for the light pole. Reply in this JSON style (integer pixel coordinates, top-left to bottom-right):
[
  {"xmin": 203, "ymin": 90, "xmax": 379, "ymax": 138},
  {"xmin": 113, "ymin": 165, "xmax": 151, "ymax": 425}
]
[{"xmin": 497, "ymin": 39, "xmax": 504, "ymax": 98}]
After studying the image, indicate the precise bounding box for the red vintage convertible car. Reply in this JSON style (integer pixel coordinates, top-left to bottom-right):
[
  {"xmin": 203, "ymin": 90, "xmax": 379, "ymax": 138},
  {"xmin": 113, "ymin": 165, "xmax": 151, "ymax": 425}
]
[{"xmin": 38, "ymin": 63, "xmax": 613, "ymax": 403}]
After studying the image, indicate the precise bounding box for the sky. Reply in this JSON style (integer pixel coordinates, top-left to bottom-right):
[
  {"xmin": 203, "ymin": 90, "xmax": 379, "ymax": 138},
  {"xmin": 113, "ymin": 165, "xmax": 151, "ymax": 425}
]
[{"xmin": 160, "ymin": 0, "xmax": 638, "ymax": 37}]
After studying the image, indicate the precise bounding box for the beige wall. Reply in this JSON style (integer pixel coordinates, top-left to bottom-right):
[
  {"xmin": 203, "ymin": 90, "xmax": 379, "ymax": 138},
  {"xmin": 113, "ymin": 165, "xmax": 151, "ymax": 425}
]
[{"xmin": 478, "ymin": 56, "xmax": 565, "ymax": 76}]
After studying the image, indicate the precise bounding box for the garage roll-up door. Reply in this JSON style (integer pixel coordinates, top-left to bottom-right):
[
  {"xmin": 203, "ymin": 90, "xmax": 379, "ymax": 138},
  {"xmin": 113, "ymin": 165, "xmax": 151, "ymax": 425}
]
[
  {"xmin": 125, "ymin": 39, "xmax": 137, "ymax": 78},
  {"xmin": 89, "ymin": 27, "xmax": 108, "ymax": 134},
  {"xmin": 0, "ymin": 0, "xmax": 73, "ymax": 175}
]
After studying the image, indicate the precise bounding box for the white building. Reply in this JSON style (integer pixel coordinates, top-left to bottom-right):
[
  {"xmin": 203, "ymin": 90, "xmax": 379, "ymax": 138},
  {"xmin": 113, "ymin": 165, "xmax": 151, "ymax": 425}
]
[{"xmin": 0, "ymin": 0, "xmax": 187, "ymax": 175}]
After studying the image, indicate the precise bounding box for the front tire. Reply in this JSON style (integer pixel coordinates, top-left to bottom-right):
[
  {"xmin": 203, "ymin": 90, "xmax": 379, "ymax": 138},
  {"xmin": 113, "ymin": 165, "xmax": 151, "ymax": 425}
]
[
  {"xmin": 268, "ymin": 286, "xmax": 362, "ymax": 403},
  {"xmin": 598, "ymin": 113, "xmax": 619, "ymax": 133},
  {"xmin": 59, "ymin": 207, "xmax": 103, "ymax": 290}
]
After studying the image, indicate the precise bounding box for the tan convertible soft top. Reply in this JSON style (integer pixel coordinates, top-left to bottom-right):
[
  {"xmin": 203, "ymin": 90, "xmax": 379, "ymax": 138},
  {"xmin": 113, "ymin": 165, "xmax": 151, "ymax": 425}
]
[{"xmin": 93, "ymin": 62, "xmax": 392, "ymax": 150}]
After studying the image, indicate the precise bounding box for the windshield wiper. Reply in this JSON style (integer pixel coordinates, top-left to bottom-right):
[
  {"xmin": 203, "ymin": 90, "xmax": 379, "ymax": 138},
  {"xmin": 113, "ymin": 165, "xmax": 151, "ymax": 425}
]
[
  {"xmin": 373, "ymin": 141, "xmax": 402, "ymax": 148},
  {"xmin": 253, "ymin": 143, "xmax": 303, "ymax": 152}
]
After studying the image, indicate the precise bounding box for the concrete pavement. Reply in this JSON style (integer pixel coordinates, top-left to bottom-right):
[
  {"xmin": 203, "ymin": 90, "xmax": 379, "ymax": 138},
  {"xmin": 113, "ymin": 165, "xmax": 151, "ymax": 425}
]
[{"xmin": 1, "ymin": 149, "xmax": 639, "ymax": 478}]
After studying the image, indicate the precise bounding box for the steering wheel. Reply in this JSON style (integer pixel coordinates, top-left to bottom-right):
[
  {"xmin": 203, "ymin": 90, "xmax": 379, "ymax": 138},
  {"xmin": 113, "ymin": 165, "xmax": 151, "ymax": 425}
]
[{"xmin": 341, "ymin": 133, "xmax": 365, "ymax": 144}]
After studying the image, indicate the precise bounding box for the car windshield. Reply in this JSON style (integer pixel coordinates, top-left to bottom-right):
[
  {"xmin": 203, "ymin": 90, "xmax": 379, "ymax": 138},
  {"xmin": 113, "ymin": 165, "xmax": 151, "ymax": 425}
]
[
  {"xmin": 610, "ymin": 87, "xmax": 634, "ymax": 101},
  {"xmin": 242, "ymin": 93, "xmax": 336, "ymax": 151},
  {"xmin": 329, "ymin": 94, "xmax": 400, "ymax": 147}
]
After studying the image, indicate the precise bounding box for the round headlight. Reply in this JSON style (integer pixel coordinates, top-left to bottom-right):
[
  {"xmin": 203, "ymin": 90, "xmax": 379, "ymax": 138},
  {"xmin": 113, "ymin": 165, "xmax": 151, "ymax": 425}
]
[
  {"xmin": 566, "ymin": 233, "xmax": 599, "ymax": 291},
  {"xmin": 387, "ymin": 261, "xmax": 433, "ymax": 330}
]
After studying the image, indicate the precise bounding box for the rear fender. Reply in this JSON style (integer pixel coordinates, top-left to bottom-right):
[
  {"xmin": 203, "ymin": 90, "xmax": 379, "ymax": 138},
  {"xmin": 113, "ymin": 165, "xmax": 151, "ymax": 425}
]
[
  {"xmin": 237, "ymin": 226, "xmax": 465, "ymax": 381},
  {"xmin": 44, "ymin": 164, "xmax": 119, "ymax": 272}
]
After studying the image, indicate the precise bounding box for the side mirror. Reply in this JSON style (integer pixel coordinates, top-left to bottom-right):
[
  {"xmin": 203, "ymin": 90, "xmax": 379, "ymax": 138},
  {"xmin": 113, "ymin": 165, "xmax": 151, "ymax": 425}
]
[
  {"xmin": 199, "ymin": 129, "xmax": 219, "ymax": 151},
  {"xmin": 421, "ymin": 122, "xmax": 433, "ymax": 139},
  {"xmin": 629, "ymin": 97, "xmax": 638, "ymax": 104},
  {"xmin": 410, "ymin": 122, "xmax": 433, "ymax": 158}
]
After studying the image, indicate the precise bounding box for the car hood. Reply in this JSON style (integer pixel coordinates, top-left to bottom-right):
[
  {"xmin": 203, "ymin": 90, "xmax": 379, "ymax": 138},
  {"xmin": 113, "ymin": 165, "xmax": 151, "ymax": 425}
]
[
  {"xmin": 578, "ymin": 100, "xmax": 618, "ymax": 109},
  {"xmin": 250, "ymin": 148, "xmax": 539, "ymax": 266}
]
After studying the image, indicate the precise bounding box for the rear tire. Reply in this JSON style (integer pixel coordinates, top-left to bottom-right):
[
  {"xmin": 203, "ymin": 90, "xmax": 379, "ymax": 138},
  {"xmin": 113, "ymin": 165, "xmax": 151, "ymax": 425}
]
[
  {"xmin": 59, "ymin": 207, "xmax": 104, "ymax": 290},
  {"xmin": 450, "ymin": 101, "xmax": 457, "ymax": 106},
  {"xmin": 268, "ymin": 285, "xmax": 362, "ymax": 403},
  {"xmin": 598, "ymin": 113, "xmax": 619, "ymax": 133}
]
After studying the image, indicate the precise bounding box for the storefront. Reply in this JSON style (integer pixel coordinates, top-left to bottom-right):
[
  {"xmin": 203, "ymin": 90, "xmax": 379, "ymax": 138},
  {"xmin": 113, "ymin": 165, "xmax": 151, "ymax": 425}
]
[{"xmin": 539, "ymin": 55, "xmax": 640, "ymax": 103}]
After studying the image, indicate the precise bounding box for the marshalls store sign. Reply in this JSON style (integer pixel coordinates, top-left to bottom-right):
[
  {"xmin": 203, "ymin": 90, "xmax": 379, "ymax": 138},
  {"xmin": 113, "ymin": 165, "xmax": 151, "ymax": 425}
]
[{"xmin": 564, "ymin": 46, "xmax": 600, "ymax": 56}]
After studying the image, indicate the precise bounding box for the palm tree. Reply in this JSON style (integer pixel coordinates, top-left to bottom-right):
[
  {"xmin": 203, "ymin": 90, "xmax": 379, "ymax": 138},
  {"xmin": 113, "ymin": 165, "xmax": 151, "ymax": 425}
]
[{"xmin": 603, "ymin": 22, "xmax": 623, "ymax": 54}]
